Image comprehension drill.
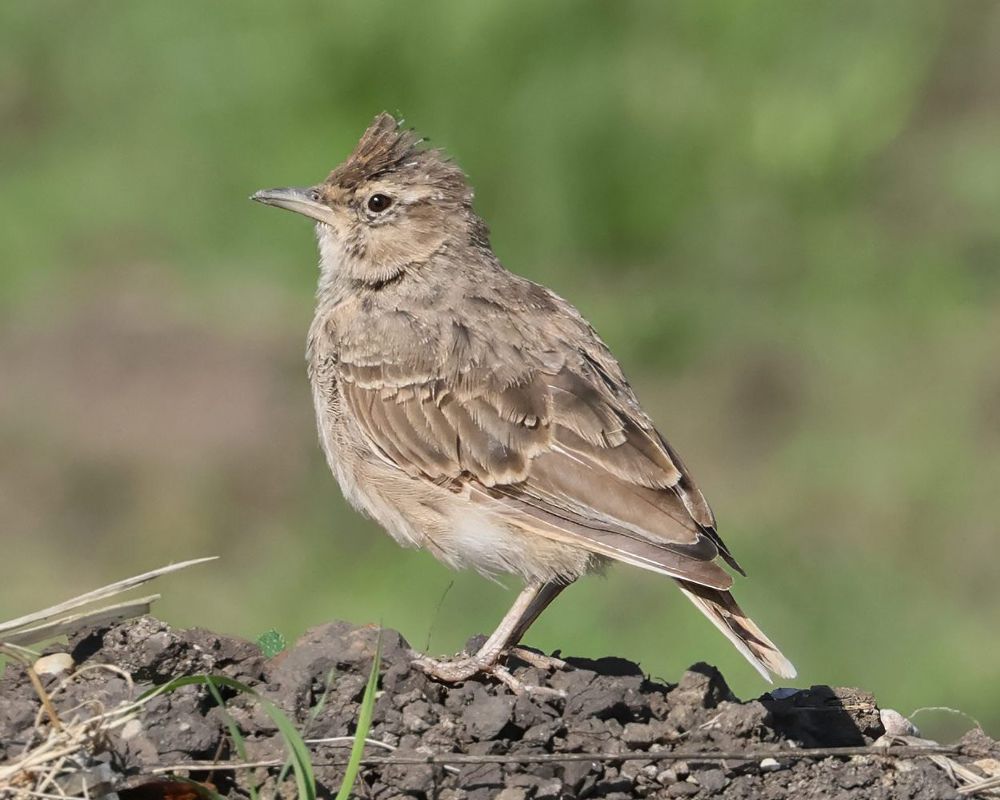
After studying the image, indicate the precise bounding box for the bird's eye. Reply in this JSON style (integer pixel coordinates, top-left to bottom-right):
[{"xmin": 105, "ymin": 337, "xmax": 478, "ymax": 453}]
[{"xmin": 367, "ymin": 193, "xmax": 393, "ymax": 213}]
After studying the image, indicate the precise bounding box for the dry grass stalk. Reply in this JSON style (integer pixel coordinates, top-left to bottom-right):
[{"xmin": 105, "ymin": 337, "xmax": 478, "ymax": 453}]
[
  {"xmin": 0, "ymin": 558, "xmax": 216, "ymax": 648},
  {"xmin": 0, "ymin": 559, "xmax": 215, "ymax": 798}
]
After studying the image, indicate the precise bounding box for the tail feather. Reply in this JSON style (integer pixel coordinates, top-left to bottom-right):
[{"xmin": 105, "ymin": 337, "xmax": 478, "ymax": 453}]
[{"xmin": 676, "ymin": 581, "xmax": 796, "ymax": 682}]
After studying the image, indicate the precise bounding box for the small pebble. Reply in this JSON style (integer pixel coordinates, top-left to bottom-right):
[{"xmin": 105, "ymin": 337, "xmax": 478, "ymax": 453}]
[
  {"xmin": 656, "ymin": 768, "xmax": 678, "ymax": 785},
  {"xmin": 759, "ymin": 757, "xmax": 782, "ymax": 772},
  {"xmin": 119, "ymin": 719, "xmax": 143, "ymax": 740},
  {"xmin": 623, "ymin": 721, "xmax": 654, "ymax": 748},
  {"xmin": 696, "ymin": 768, "xmax": 729, "ymax": 792},
  {"xmin": 494, "ymin": 788, "xmax": 527, "ymax": 800},
  {"xmin": 534, "ymin": 779, "xmax": 563, "ymax": 799},
  {"xmin": 33, "ymin": 653, "xmax": 74, "ymax": 676},
  {"xmin": 879, "ymin": 708, "xmax": 920, "ymax": 737}
]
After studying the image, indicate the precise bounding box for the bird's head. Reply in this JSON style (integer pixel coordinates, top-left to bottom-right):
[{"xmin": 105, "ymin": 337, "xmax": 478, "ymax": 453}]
[{"xmin": 252, "ymin": 113, "xmax": 486, "ymax": 286}]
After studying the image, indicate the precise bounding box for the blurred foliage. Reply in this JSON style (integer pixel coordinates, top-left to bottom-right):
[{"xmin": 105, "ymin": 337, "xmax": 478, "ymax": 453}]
[{"xmin": 1, "ymin": 1, "xmax": 998, "ymax": 738}]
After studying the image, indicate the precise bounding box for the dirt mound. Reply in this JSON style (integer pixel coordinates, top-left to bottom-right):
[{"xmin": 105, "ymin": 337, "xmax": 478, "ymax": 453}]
[{"xmin": 1, "ymin": 616, "xmax": 995, "ymax": 799}]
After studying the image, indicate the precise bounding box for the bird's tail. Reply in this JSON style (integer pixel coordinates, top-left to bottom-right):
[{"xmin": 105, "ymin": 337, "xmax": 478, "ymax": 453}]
[{"xmin": 676, "ymin": 580, "xmax": 796, "ymax": 682}]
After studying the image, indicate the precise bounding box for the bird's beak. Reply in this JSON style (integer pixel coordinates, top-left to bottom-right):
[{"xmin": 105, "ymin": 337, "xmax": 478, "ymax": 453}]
[{"xmin": 250, "ymin": 186, "xmax": 332, "ymax": 225}]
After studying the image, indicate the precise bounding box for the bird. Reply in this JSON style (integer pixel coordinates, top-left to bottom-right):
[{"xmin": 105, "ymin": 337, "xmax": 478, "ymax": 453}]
[{"xmin": 251, "ymin": 113, "xmax": 796, "ymax": 689}]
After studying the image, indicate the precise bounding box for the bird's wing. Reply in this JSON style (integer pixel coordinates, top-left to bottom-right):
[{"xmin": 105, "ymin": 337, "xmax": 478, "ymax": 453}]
[{"xmin": 338, "ymin": 335, "xmax": 742, "ymax": 591}]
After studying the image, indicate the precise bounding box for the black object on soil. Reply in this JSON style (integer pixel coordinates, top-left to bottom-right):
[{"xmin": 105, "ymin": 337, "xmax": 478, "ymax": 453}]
[{"xmin": 0, "ymin": 616, "xmax": 995, "ymax": 799}]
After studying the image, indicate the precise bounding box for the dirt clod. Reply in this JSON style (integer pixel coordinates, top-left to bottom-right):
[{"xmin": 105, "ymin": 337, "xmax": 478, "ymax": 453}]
[{"xmin": 0, "ymin": 616, "xmax": 993, "ymax": 798}]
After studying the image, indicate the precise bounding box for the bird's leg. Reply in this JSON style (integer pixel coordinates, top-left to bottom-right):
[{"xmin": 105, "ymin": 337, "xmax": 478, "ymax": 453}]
[
  {"xmin": 503, "ymin": 581, "xmax": 570, "ymax": 672},
  {"xmin": 413, "ymin": 580, "xmax": 568, "ymax": 693}
]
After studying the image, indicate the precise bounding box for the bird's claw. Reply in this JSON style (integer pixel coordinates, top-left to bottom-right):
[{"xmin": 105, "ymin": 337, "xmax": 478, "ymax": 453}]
[
  {"xmin": 412, "ymin": 649, "xmax": 567, "ymax": 697},
  {"xmin": 507, "ymin": 646, "xmax": 567, "ymax": 672}
]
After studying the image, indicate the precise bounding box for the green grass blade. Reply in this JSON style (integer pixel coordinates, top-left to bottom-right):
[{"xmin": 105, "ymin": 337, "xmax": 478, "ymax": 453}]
[
  {"xmin": 334, "ymin": 634, "xmax": 382, "ymax": 800},
  {"xmin": 261, "ymin": 684, "xmax": 316, "ymax": 800},
  {"xmin": 140, "ymin": 674, "xmax": 316, "ymax": 800},
  {"xmin": 278, "ymin": 665, "xmax": 337, "ymax": 784},
  {"xmin": 204, "ymin": 676, "xmax": 259, "ymax": 800}
]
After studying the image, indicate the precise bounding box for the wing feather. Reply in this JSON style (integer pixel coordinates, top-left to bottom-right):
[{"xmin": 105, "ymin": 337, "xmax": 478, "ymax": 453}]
[{"xmin": 338, "ymin": 353, "xmax": 740, "ymax": 588}]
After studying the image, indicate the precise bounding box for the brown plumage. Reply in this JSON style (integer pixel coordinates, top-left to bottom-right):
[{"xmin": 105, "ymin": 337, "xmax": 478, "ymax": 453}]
[{"xmin": 252, "ymin": 113, "xmax": 796, "ymax": 685}]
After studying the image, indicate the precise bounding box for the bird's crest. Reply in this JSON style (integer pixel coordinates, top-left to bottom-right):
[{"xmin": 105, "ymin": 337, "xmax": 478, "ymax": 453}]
[{"xmin": 326, "ymin": 113, "xmax": 469, "ymax": 201}]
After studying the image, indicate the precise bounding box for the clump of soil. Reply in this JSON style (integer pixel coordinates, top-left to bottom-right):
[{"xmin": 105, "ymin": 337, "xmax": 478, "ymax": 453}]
[{"xmin": 0, "ymin": 616, "xmax": 995, "ymax": 799}]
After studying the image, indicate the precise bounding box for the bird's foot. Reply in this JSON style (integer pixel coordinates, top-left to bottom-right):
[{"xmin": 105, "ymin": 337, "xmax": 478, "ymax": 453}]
[
  {"xmin": 412, "ymin": 651, "xmax": 566, "ymax": 697},
  {"xmin": 507, "ymin": 646, "xmax": 567, "ymax": 672},
  {"xmin": 411, "ymin": 651, "xmax": 493, "ymax": 683}
]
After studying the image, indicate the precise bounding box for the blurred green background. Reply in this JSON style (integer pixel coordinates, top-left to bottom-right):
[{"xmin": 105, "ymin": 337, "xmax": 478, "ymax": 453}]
[{"xmin": 2, "ymin": 1, "xmax": 998, "ymax": 738}]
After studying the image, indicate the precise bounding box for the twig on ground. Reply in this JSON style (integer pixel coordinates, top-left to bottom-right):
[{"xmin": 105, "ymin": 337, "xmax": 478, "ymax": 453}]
[
  {"xmin": 149, "ymin": 742, "xmax": 963, "ymax": 773},
  {"xmin": 304, "ymin": 737, "xmax": 460, "ymax": 776}
]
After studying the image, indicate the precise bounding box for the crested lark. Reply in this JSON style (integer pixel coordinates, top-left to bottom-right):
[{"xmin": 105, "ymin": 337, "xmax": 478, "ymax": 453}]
[{"xmin": 252, "ymin": 113, "xmax": 795, "ymax": 687}]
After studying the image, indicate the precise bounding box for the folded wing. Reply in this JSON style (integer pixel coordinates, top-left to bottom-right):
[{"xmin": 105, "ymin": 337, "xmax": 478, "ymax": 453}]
[{"xmin": 338, "ymin": 347, "xmax": 742, "ymax": 591}]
